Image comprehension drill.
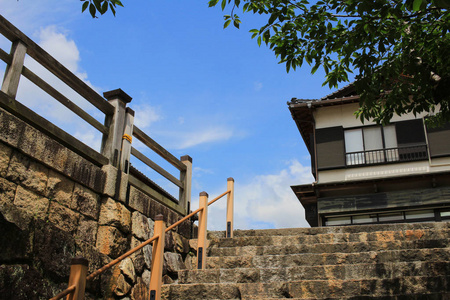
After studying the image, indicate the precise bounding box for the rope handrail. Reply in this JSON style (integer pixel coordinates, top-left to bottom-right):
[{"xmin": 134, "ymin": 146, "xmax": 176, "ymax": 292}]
[
  {"xmin": 49, "ymin": 284, "xmax": 76, "ymax": 300},
  {"xmin": 86, "ymin": 234, "xmax": 159, "ymax": 282}
]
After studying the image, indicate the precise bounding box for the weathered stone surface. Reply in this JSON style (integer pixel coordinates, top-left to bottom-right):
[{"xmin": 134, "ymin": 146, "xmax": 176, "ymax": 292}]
[
  {"xmin": 0, "ymin": 177, "xmax": 16, "ymax": 206},
  {"xmin": 120, "ymin": 257, "xmax": 136, "ymax": 284},
  {"xmin": 130, "ymin": 277, "xmax": 148, "ymax": 300},
  {"xmin": 128, "ymin": 186, "xmax": 151, "ymax": 216},
  {"xmin": 0, "ymin": 108, "xmax": 26, "ymax": 148},
  {"xmin": 72, "ymin": 184, "xmax": 100, "ymax": 220},
  {"xmin": 129, "ymin": 236, "xmax": 152, "ymax": 275},
  {"xmin": 76, "ymin": 217, "xmax": 98, "ymax": 246},
  {"xmin": 6, "ymin": 152, "xmax": 49, "ymax": 195},
  {"xmin": 96, "ymin": 225, "xmax": 128, "ymax": 258},
  {"xmin": 172, "ymin": 231, "xmax": 189, "ymax": 254},
  {"xmin": 0, "ymin": 212, "xmax": 32, "ymax": 261},
  {"xmin": 99, "ymin": 197, "xmax": 131, "ymax": 233},
  {"xmin": 142, "ymin": 269, "xmax": 151, "ymax": 286},
  {"xmin": 46, "ymin": 170, "xmax": 75, "ymax": 208},
  {"xmin": 131, "ymin": 211, "xmax": 153, "ymax": 240},
  {"xmin": 114, "ymin": 273, "xmax": 132, "ymax": 296},
  {"xmin": 164, "ymin": 252, "xmax": 186, "ymax": 275},
  {"xmin": 143, "ymin": 240, "xmax": 153, "ymax": 270},
  {"xmin": 0, "ymin": 141, "xmax": 12, "ymax": 177},
  {"xmin": 14, "ymin": 186, "xmax": 50, "ymax": 220},
  {"xmin": 47, "ymin": 201, "xmax": 79, "ymax": 233},
  {"xmin": 0, "ymin": 265, "xmax": 56, "ymax": 300},
  {"xmin": 102, "ymin": 164, "xmax": 118, "ymax": 198}
]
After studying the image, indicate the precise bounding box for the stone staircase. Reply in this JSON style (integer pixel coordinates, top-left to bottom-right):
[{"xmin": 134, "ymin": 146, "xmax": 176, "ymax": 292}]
[{"xmin": 162, "ymin": 222, "xmax": 450, "ymax": 299}]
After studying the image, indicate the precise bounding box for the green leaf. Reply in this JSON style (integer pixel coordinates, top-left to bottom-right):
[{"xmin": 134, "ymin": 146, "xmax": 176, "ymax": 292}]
[
  {"xmin": 208, "ymin": 0, "xmax": 219, "ymax": 7},
  {"xmin": 257, "ymin": 36, "xmax": 262, "ymax": 46},
  {"xmin": 224, "ymin": 19, "xmax": 231, "ymax": 29},
  {"xmin": 82, "ymin": 1, "xmax": 89, "ymax": 12},
  {"xmin": 101, "ymin": 1, "xmax": 108, "ymax": 14},
  {"xmin": 89, "ymin": 3, "xmax": 96, "ymax": 18},
  {"xmin": 221, "ymin": 0, "xmax": 227, "ymax": 10},
  {"xmin": 109, "ymin": 3, "xmax": 116, "ymax": 16},
  {"xmin": 233, "ymin": 20, "xmax": 240, "ymax": 29},
  {"xmin": 413, "ymin": 0, "xmax": 423, "ymax": 11}
]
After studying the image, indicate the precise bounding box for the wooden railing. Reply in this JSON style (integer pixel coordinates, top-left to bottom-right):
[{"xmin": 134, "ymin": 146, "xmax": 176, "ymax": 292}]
[
  {"xmin": 50, "ymin": 178, "xmax": 235, "ymax": 300},
  {"xmin": 0, "ymin": 14, "xmax": 191, "ymax": 212}
]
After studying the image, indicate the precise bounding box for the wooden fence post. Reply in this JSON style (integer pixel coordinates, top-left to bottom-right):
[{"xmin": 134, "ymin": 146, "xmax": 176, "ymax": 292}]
[
  {"xmin": 1, "ymin": 40, "xmax": 27, "ymax": 98},
  {"xmin": 67, "ymin": 257, "xmax": 89, "ymax": 300},
  {"xmin": 226, "ymin": 177, "xmax": 234, "ymax": 238},
  {"xmin": 120, "ymin": 107, "xmax": 134, "ymax": 174},
  {"xmin": 149, "ymin": 214, "xmax": 165, "ymax": 300},
  {"xmin": 197, "ymin": 192, "xmax": 208, "ymax": 269},
  {"xmin": 101, "ymin": 89, "xmax": 132, "ymax": 168},
  {"xmin": 180, "ymin": 155, "xmax": 193, "ymax": 215}
]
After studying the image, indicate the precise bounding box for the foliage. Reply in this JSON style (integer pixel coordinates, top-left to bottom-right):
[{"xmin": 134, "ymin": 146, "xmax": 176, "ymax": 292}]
[
  {"xmin": 209, "ymin": 0, "xmax": 450, "ymax": 125},
  {"xmin": 81, "ymin": 0, "xmax": 123, "ymax": 18}
]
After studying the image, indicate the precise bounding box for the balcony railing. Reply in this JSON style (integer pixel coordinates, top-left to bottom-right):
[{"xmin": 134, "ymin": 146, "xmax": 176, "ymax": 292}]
[{"xmin": 346, "ymin": 145, "xmax": 428, "ymax": 166}]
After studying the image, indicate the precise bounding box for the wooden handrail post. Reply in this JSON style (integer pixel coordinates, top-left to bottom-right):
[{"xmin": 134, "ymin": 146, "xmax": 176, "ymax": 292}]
[
  {"xmin": 149, "ymin": 214, "xmax": 165, "ymax": 300},
  {"xmin": 226, "ymin": 177, "xmax": 234, "ymax": 238},
  {"xmin": 67, "ymin": 257, "xmax": 89, "ymax": 300},
  {"xmin": 1, "ymin": 40, "xmax": 27, "ymax": 98},
  {"xmin": 101, "ymin": 89, "xmax": 132, "ymax": 168},
  {"xmin": 180, "ymin": 155, "xmax": 193, "ymax": 215},
  {"xmin": 197, "ymin": 192, "xmax": 208, "ymax": 269},
  {"xmin": 120, "ymin": 107, "xmax": 134, "ymax": 174}
]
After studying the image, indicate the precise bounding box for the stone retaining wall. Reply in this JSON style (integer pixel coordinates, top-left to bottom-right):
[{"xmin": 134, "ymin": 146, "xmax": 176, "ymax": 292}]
[{"xmin": 0, "ymin": 106, "xmax": 195, "ymax": 299}]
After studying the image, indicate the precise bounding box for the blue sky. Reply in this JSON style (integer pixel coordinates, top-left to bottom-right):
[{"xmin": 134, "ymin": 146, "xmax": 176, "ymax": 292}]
[{"xmin": 0, "ymin": 0, "xmax": 341, "ymax": 230}]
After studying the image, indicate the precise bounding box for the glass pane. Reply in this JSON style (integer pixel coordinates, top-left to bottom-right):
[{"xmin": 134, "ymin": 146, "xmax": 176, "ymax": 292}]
[
  {"xmin": 326, "ymin": 217, "xmax": 351, "ymax": 226},
  {"xmin": 363, "ymin": 127, "xmax": 383, "ymax": 150},
  {"xmin": 353, "ymin": 214, "xmax": 378, "ymax": 224},
  {"xmin": 383, "ymin": 125, "xmax": 398, "ymax": 148},
  {"xmin": 379, "ymin": 212, "xmax": 404, "ymax": 222},
  {"xmin": 345, "ymin": 129, "xmax": 364, "ymax": 165},
  {"xmin": 405, "ymin": 210, "xmax": 435, "ymax": 220}
]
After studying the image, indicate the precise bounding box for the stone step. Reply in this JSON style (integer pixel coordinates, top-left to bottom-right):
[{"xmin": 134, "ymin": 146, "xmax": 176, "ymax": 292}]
[
  {"xmin": 177, "ymin": 261, "xmax": 450, "ymax": 284},
  {"xmin": 185, "ymin": 247, "xmax": 450, "ymax": 270},
  {"xmin": 208, "ymin": 238, "xmax": 450, "ymax": 257},
  {"xmin": 161, "ymin": 275, "xmax": 450, "ymax": 299},
  {"xmin": 209, "ymin": 228, "xmax": 450, "ymax": 249},
  {"xmin": 245, "ymin": 295, "xmax": 450, "ymax": 300},
  {"xmin": 207, "ymin": 222, "xmax": 450, "ymax": 239}
]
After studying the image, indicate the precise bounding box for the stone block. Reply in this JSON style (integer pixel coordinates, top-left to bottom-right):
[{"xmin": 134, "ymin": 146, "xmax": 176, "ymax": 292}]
[
  {"xmin": 0, "ymin": 177, "xmax": 16, "ymax": 206},
  {"xmin": 141, "ymin": 269, "xmax": 151, "ymax": 286},
  {"xmin": 99, "ymin": 197, "xmax": 131, "ymax": 233},
  {"xmin": 131, "ymin": 211, "xmax": 153, "ymax": 240},
  {"xmin": 163, "ymin": 252, "xmax": 186, "ymax": 274},
  {"xmin": 0, "ymin": 141, "xmax": 12, "ymax": 178},
  {"xmin": 72, "ymin": 184, "xmax": 100, "ymax": 220},
  {"xmin": 114, "ymin": 273, "xmax": 132, "ymax": 297},
  {"xmin": 45, "ymin": 170, "xmax": 75, "ymax": 208},
  {"xmin": 6, "ymin": 152, "xmax": 49, "ymax": 195},
  {"xmin": 0, "ymin": 108, "xmax": 26, "ymax": 148},
  {"xmin": 102, "ymin": 164, "xmax": 118, "ymax": 198},
  {"xmin": 96, "ymin": 225, "xmax": 128, "ymax": 258},
  {"xmin": 172, "ymin": 231, "xmax": 190, "ymax": 254},
  {"xmin": 128, "ymin": 186, "xmax": 151, "ymax": 216},
  {"xmin": 14, "ymin": 186, "xmax": 50, "ymax": 221},
  {"xmin": 130, "ymin": 277, "xmax": 148, "ymax": 300},
  {"xmin": 120, "ymin": 257, "xmax": 136, "ymax": 284},
  {"xmin": 47, "ymin": 201, "xmax": 79, "ymax": 233},
  {"xmin": 76, "ymin": 217, "xmax": 98, "ymax": 246}
]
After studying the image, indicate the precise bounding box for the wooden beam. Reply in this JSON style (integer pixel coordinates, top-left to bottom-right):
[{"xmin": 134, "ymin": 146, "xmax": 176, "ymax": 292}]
[
  {"xmin": 131, "ymin": 146, "xmax": 184, "ymax": 189},
  {"xmin": 133, "ymin": 125, "xmax": 186, "ymax": 171},
  {"xmin": 0, "ymin": 90, "xmax": 108, "ymax": 166},
  {"xmin": 21, "ymin": 66, "xmax": 108, "ymax": 134},
  {"xmin": 1, "ymin": 40, "xmax": 26, "ymax": 98}
]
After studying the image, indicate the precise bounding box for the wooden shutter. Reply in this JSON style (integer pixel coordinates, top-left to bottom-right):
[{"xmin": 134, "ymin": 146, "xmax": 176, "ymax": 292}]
[
  {"xmin": 427, "ymin": 122, "xmax": 450, "ymax": 158},
  {"xmin": 395, "ymin": 119, "xmax": 426, "ymax": 146},
  {"xmin": 315, "ymin": 126, "xmax": 345, "ymax": 170}
]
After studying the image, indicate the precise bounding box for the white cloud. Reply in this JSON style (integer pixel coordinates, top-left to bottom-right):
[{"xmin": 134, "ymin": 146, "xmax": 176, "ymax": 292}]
[
  {"xmin": 254, "ymin": 81, "xmax": 263, "ymax": 91},
  {"xmin": 171, "ymin": 126, "xmax": 235, "ymax": 150},
  {"xmin": 133, "ymin": 104, "xmax": 162, "ymax": 129},
  {"xmin": 204, "ymin": 160, "xmax": 314, "ymax": 230}
]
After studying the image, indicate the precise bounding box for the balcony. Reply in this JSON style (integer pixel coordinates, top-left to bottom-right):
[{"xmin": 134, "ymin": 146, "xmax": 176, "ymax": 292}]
[{"xmin": 346, "ymin": 145, "xmax": 428, "ymax": 166}]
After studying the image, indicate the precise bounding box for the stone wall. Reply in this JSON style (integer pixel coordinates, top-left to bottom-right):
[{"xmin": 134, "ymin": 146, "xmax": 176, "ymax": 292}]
[{"xmin": 0, "ymin": 106, "xmax": 194, "ymax": 299}]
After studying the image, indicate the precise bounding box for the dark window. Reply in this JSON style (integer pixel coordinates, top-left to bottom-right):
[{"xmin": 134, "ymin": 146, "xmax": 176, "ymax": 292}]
[
  {"xmin": 426, "ymin": 122, "xmax": 450, "ymax": 158},
  {"xmin": 315, "ymin": 126, "xmax": 345, "ymax": 170}
]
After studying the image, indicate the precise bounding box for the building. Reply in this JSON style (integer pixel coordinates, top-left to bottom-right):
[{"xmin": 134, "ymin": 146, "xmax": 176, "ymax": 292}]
[{"xmin": 288, "ymin": 84, "xmax": 450, "ymax": 227}]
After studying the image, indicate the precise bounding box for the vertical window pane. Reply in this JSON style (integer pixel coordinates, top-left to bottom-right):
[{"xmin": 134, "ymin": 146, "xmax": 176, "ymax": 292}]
[
  {"xmin": 345, "ymin": 129, "xmax": 364, "ymax": 165},
  {"xmin": 363, "ymin": 127, "xmax": 384, "ymax": 163},
  {"xmin": 384, "ymin": 125, "xmax": 399, "ymax": 161}
]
